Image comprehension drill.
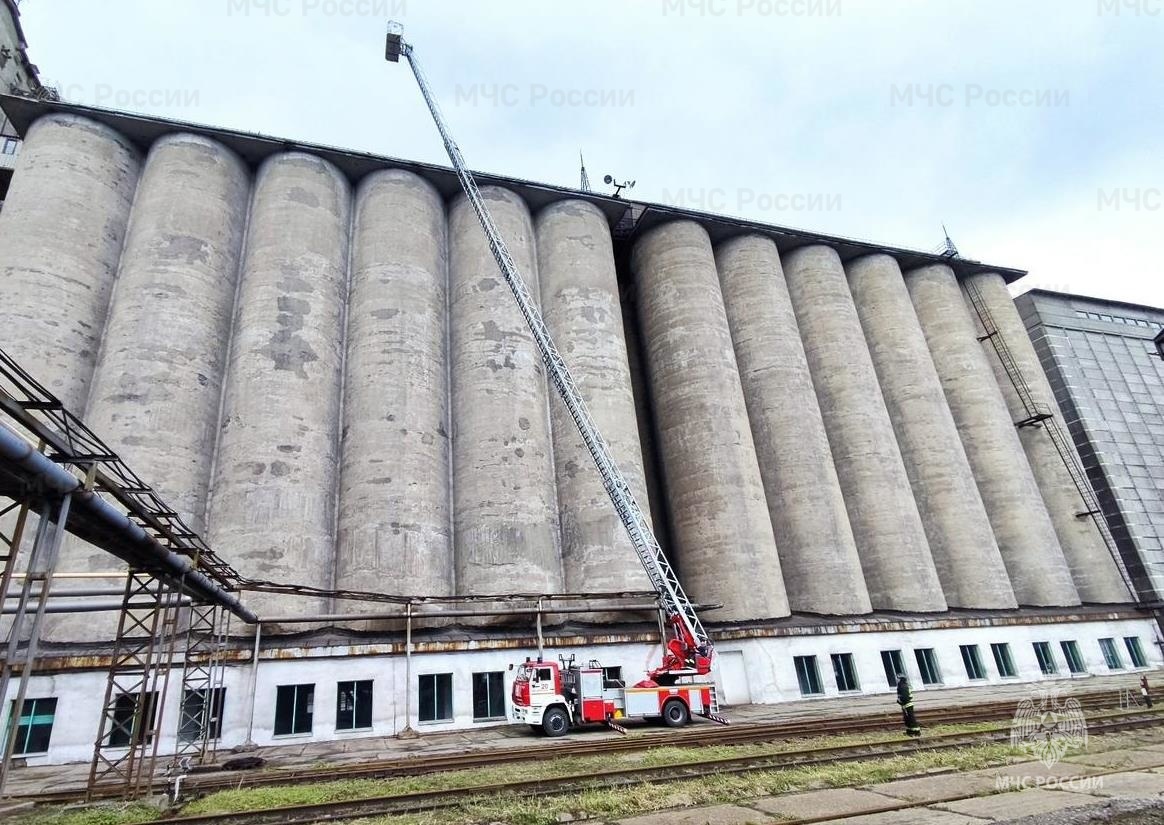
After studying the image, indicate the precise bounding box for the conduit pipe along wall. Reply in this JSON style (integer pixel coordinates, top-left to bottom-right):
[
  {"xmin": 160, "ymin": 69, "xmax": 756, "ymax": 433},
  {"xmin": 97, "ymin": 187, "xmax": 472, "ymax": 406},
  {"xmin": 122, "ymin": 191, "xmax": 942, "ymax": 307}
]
[{"xmin": 0, "ymin": 421, "xmax": 256, "ymax": 623}]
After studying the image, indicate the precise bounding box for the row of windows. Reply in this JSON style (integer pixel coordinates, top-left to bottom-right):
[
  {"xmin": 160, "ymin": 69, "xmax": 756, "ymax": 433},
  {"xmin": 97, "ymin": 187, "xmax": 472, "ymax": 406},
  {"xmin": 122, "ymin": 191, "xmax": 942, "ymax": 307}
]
[
  {"xmin": 3, "ymin": 637, "xmax": 1152, "ymax": 753},
  {"xmin": 789, "ymin": 636, "xmax": 1149, "ymax": 697},
  {"xmin": 1075, "ymin": 309, "xmax": 1159, "ymax": 329}
]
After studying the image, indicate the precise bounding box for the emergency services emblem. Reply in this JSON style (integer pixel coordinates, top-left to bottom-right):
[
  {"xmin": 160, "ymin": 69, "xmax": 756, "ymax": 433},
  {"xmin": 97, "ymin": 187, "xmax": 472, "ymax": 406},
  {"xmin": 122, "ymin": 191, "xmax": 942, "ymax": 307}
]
[{"xmin": 1010, "ymin": 689, "xmax": 1088, "ymax": 768}]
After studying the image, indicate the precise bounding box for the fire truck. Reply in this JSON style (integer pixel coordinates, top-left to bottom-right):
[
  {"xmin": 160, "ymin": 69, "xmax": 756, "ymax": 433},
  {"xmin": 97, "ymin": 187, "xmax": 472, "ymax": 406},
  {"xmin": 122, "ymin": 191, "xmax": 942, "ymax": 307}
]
[
  {"xmin": 387, "ymin": 25, "xmax": 728, "ymax": 735},
  {"xmin": 510, "ymin": 653, "xmax": 724, "ymax": 736}
]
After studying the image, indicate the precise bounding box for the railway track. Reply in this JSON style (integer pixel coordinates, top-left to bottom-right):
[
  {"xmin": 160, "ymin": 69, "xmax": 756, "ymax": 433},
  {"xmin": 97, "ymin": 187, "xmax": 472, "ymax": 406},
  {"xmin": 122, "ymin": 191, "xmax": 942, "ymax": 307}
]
[
  {"xmin": 23, "ymin": 689, "xmax": 1155, "ymax": 804},
  {"xmin": 128, "ymin": 711, "xmax": 1164, "ymax": 825}
]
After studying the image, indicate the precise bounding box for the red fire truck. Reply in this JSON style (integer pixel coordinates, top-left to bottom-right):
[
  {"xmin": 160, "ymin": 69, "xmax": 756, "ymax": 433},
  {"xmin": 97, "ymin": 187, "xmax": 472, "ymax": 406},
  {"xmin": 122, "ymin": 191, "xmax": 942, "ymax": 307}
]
[{"xmin": 511, "ymin": 654, "xmax": 725, "ymax": 736}]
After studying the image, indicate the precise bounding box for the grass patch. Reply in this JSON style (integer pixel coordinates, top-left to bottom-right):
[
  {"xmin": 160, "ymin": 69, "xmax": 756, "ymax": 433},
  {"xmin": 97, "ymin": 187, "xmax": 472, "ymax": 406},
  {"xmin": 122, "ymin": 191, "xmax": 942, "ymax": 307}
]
[
  {"xmin": 12, "ymin": 719, "xmax": 1153, "ymax": 825},
  {"xmin": 6, "ymin": 803, "xmax": 159, "ymax": 825}
]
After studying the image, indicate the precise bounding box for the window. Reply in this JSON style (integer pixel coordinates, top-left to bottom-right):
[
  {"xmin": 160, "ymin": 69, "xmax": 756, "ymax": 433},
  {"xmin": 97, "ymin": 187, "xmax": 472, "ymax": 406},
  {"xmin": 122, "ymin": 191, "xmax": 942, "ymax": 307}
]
[
  {"xmin": 1033, "ymin": 642, "xmax": 1058, "ymax": 675},
  {"xmin": 960, "ymin": 645, "xmax": 987, "ymax": 680},
  {"xmin": 793, "ymin": 655, "xmax": 823, "ymax": 696},
  {"xmin": 831, "ymin": 653, "xmax": 860, "ymax": 692},
  {"xmin": 274, "ymin": 684, "xmax": 314, "ymax": 736},
  {"xmin": 1125, "ymin": 636, "xmax": 1148, "ymax": 668},
  {"xmin": 472, "ymin": 672, "xmax": 507, "ymax": 721},
  {"xmin": 990, "ymin": 643, "xmax": 1017, "ymax": 678},
  {"xmin": 418, "ymin": 673, "xmax": 453, "ymax": 722},
  {"xmin": 5, "ymin": 698, "xmax": 56, "ymax": 755},
  {"xmin": 914, "ymin": 648, "xmax": 942, "ymax": 685},
  {"xmin": 336, "ymin": 680, "xmax": 373, "ymax": 731},
  {"xmin": 179, "ymin": 688, "xmax": 225, "ymax": 743},
  {"xmin": 881, "ymin": 649, "xmax": 906, "ymax": 688},
  {"xmin": 1, "ymin": 137, "xmax": 17, "ymax": 155},
  {"xmin": 1061, "ymin": 641, "xmax": 1087, "ymax": 674},
  {"xmin": 1098, "ymin": 638, "xmax": 1124, "ymax": 670},
  {"xmin": 602, "ymin": 666, "xmax": 624, "ymax": 687},
  {"xmin": 108, "ymin": 691, "xmax": 158, "ymax": 747}
]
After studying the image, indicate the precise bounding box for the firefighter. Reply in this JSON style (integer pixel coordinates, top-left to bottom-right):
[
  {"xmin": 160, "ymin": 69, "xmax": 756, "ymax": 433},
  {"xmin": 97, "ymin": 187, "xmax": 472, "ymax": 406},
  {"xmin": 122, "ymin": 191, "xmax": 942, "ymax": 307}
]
[
  {"xmin": 1142, "ymin": 675, "xmax": 1152, "ymax": 709},
  {"xmin": 896, "ymin": 675, "xmax": 921, "ymax": 737}
]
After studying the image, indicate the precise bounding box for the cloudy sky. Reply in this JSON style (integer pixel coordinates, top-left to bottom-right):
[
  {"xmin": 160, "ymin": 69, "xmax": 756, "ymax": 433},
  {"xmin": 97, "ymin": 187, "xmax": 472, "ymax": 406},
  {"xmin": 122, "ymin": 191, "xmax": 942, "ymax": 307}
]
[{"xmin": 20, "ymin": 0, "xmax": 1164, "ymax": 306}]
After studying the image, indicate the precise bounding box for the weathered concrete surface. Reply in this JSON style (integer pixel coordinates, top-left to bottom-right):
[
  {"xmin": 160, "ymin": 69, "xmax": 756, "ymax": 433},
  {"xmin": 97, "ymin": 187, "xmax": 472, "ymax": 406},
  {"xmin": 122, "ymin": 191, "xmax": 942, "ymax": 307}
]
[
  {"xmin": 616, "ymin": 804, "xmax": 776, "ymax": 825},
  {"xmin": 934, "ymin": 787, "xmax": 1097, "ymax": 819},
  {"xmin": 783, "ymin": 245, "xmax": 944, "ymax": 613},
  {"xmin": 715, "ymin": 235, "xmax": 870, "ymax": 616},
  {"xmin": 751, "ymin": 787, "xmax": 897, "ymax": 819},
  {"xmin": 871, "ymin": 770, "xmax": 1003, "ymax": 802},
  {"xmin": 207, "ymin": 152, "xmax": 350, "ymax": 619},
  {"xmin": 965, "ymin": 272, "xmax": 1130, "ymax": 604},
  {"xmin": 1056, "ymin": 770, "xmax": 1164, "ymax": 799},
  {"xmin": 846, "ymin": 253, "xmax": 1016, "ymax": 610},
  {"xmin": 449, "ymin": 187, "xmax": 562, "ymax": 596},
  {"xmin": 0, "ymin": 114, "xmax": 140, "ymax": 410},
  {"xmin": 336, "ymin": 169, "xmax": 452, "ymax": 606},
  {"xmin": 632, "ymin": 221, "xmax": 788, "ymax": 621},
  {"xmin": 536, "ymin": 199, "xmax": 651, "ymax": 600},
  {"xmin": 905, "ymin": 264, "xmax": 1080, "ymax": 607},
  {"xmin": 47, "ymin": 134, "xmax": 250, "ymax": 642},
  {"xmin": 815, "ymin": 808, "xmax": 980, "ymax": 825}
]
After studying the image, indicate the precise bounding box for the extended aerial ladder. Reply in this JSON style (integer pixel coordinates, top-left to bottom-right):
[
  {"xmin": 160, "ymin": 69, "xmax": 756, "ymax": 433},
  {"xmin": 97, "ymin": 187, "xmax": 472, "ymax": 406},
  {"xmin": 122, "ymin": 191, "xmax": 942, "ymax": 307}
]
[{"xmin": 384, "ymin": 23, "xmax": 711, "ymax": 682}]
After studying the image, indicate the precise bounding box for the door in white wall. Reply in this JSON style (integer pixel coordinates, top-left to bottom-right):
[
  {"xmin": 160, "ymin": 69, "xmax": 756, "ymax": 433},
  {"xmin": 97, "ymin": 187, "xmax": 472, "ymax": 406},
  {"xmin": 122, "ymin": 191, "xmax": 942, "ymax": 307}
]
[{"xmin": 716, "ymin": 650, "xmax": 751, "ymax": 706}]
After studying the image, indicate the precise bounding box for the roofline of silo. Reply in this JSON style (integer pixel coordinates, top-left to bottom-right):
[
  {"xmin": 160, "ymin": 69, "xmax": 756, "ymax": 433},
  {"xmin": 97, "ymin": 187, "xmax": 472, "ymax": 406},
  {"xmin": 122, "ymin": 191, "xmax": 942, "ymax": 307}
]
[{"xmin": 0, "ymin": 94, "xmax": 1027, "ymax": 284}]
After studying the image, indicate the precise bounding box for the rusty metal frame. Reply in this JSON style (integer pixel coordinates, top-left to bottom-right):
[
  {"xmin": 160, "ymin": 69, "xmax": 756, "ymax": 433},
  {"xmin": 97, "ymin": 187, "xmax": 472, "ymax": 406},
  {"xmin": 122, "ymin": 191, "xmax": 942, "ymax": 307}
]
[
  {"xmin": 172, "ymin": 603, "xmax": 230, "ymax": 767},
  {"xmin": 0, "ymin": 489, "xmax": 73, "ymax": 794},
  {"xmin": 85, "ymin": 569, "xmax": 184, "ymax": 798}
]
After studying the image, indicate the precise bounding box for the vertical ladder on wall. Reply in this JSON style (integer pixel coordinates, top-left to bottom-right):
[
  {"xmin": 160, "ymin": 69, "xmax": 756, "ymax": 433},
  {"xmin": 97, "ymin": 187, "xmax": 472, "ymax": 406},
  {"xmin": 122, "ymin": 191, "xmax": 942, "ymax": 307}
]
[{"xmin": 963, "ymin": 278, "xmax": 1138, "ymax": 598}]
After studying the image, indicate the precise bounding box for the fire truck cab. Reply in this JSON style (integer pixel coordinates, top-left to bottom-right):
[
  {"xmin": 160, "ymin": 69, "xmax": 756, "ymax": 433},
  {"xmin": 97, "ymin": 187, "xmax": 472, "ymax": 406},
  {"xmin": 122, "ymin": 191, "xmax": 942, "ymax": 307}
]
[{"xmin": 510, "ymin": 656, "xmax": 721, "ymax": 736}]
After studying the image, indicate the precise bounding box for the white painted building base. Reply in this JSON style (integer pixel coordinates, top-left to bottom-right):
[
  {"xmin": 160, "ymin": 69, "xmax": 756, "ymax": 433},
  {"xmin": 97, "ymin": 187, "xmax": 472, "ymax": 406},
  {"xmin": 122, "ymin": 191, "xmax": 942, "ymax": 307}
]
[{"xmin": 6, "ymin": 615, "xmax": 1161, "ymax": 766}]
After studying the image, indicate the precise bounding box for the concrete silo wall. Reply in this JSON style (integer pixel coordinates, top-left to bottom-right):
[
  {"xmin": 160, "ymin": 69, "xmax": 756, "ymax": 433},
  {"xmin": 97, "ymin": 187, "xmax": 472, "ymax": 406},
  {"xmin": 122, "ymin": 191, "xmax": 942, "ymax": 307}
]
[
  {"xmin": 0, "ymin": 114, "xmax": 140, "ymax": 410},
  {"xmin": 335, "ymin": 169, "xmax": 452, "ymax": 604},
  {"xmin": 905, "ymin": 264, "xmax": 1080, "ymax": 607},
  {"xmin": 46, "ymin": 133, "xmax": 251, "ymax": 643},
  {"xmin": 3, "ymin": 110, "xmax": 1112, "ymax": 628},
  {"xmin": 206, "ymin": 152, "xmax": 351, "ymax": 620},
  {"xmin": 964, "ymin": 273, "xmax": 1130, "ymax": 603},
  {"xmin": 715, "ymin": 235, "xmax": 870, "ymax": 617},
  {"xmin": 845, "ymin": 254, "xmax": 1016, "ymax": 610},
  {"xmin": 536, "ymin": 200, "xmax": 651, "ymax": 597},
  {"xmin": 449, "ymin": 187, "xmax": 562, "ymax": 597},
  {"xmin": 631, "ymin": 221, "xmax": 788, "ymax": 621},
  {"xmin": 783, "ymin": 245, "xmax": 945, "ymax": 613}
]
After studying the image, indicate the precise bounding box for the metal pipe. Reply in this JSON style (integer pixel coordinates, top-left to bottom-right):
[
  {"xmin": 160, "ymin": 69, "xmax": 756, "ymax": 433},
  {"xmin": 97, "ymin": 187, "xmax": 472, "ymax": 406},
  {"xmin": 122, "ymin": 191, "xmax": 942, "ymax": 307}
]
[
  {"xmin": 259, "ymin": 603, "xmax": 669, "ymax": 623},
  {"xmin": 1, "ymin": 598, "xmax": 191, "ymax": 614},
  {"xmin": 536, "ymin": 596, "xmax": 544, "ymax": 660},
  {"xmin": 0, "ymin": 422, "xmax": 256, "ymax": 623},
  {"xmin": 3, "ymin": 587, "xmax": 142, "ymax": 600},
  {"xmin": 402, "ymin": 603, "xmax": 412, "ymax": 736},
  {"xmin": 242, "ymin": 624, "xmax": 262, "ymax": 748}
]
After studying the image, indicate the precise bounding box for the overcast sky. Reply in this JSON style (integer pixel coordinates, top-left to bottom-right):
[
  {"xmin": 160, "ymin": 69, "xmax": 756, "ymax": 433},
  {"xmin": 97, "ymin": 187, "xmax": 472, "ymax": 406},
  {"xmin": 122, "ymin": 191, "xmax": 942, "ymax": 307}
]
[{"xmin": 19, "ymin": 0, "xmax": 1164, "ymax": 307}]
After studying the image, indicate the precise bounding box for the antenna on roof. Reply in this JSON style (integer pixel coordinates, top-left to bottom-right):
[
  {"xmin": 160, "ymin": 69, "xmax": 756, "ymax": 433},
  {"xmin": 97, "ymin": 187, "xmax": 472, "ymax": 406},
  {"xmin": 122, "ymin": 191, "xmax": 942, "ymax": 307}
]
[
  {"xmin": 938, "ymin": 223, "xmax": 960, "ymax": 258},
  {"xmin": 579, "ymin": 151, "xmax": 592, "ymax": 193}
]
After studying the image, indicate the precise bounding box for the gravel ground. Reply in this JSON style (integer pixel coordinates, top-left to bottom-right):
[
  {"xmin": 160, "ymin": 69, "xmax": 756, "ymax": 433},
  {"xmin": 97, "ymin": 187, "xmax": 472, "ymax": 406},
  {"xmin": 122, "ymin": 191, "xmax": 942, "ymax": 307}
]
[{"xmin": 999, "ymin": 798, "xmax": 1164, "ymax": 824}]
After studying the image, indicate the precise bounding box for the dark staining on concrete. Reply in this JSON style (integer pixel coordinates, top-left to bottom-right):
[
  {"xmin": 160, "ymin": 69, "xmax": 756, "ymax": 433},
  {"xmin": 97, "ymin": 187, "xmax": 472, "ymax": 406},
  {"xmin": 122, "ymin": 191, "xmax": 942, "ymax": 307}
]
[
  {"xmin": 514, "ymin": 447, "xmax": 525, "ymax": 458},
  {"xmin": 371, "ymin": 477, "xmax": 394, "ymax": 486},
  {"xmin": 421, "ymin": 432, "xmax": 434, "ymax": 446},
  {"xmin": 269, "ymin": 461, "xmax": 291, "ymax": 477},
  {"xmin": 485, "ymin": 354, "xmax": 517, "ymax": 372},
  {"xmin": 518, "ymin": 417, "xmax": 531, "ymax": 431},
  {"xmin": 371, "ymin": 308, "xmax": 400, "ymax": 320},
  {"xmin": 276, "ymin": 444, "xmax": 301, "ymax": 454},
  {"xmin": 478, "ymin": 278, "xmax": 497, "ymax": 291},
  {"xmin": 563, "ymin": 458, "xmax": 580, "ymax": 479},
  {"xmin": 262, "ymin": 294, "xmax": 319, "ymax": 378},
  {"xmin": 159, "ymin": 234, "xmax": 210, "ymax": 265},
  {"xmin": 286, "ymin": 185, "xmax": 321, "ymax": 209},
  {"xmin": 196, "ymin": 373, "xmax": 209, "ymax": 386},
  {"xmin": 564, "ymin": 232, "xmax": 596, "ymax": 251}
]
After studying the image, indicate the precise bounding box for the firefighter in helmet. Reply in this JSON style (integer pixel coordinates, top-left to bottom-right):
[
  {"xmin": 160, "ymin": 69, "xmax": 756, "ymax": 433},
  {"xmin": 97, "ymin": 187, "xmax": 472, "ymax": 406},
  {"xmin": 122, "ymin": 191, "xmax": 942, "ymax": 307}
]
[{"xmin": 896, "ymin": 675, "xmax": 921, "ymax": 738}]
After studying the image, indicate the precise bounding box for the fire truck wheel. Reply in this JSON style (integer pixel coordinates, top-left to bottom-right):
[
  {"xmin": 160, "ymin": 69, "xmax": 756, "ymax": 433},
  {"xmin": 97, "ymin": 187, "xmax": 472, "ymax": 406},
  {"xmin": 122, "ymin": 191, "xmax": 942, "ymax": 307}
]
[
  {"xmin": 542, "ymin": 706, "xmax": 570, "ymax": 737},
  {"xmin": 662, "ymin": 698, "xmax": 690, "ymax": 728}
]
